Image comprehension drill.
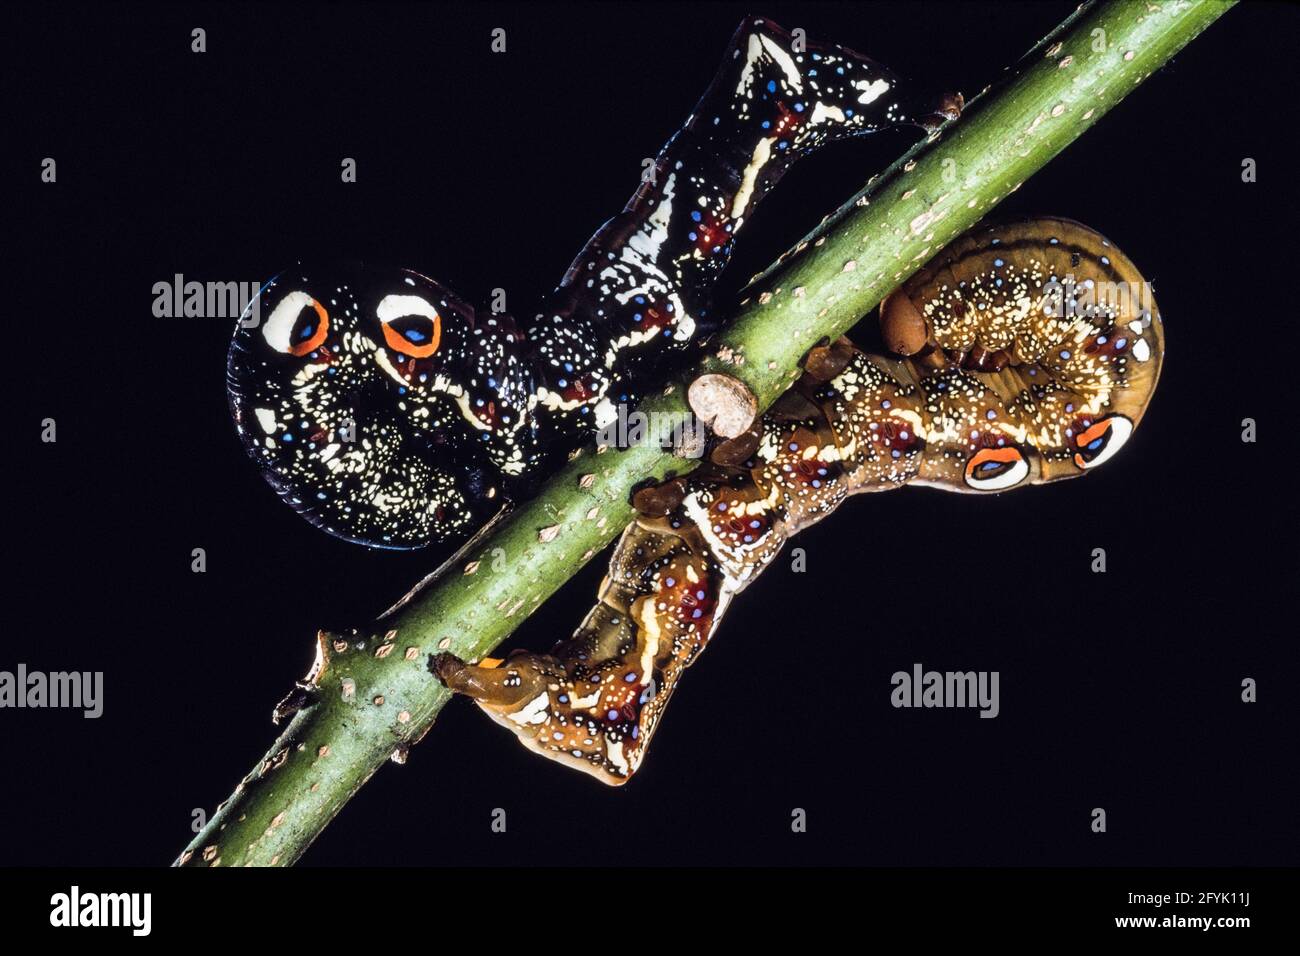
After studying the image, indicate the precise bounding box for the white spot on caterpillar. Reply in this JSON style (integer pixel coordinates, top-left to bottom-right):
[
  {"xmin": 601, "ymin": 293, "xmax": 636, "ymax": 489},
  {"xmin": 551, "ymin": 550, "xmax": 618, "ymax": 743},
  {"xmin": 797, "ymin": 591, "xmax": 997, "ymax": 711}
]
[
  {"xmin": 760, "ymin": 34, "xmax": 803, "ymax": 92},
  {"xmin": 254, "ymin": 408, "xmax": 277, "ymax": 434},
  {"xmin": 289, "ymin": 361, "xmax": 330, "ymax": 388},
  {"xmin": 507, "ymin": 692, "xmax": 551, "ymax": 726},
  {"xmin": 737, "ymin": 33, "xmax": 804, "ymax": 96},
  {"xmin": 593, "ymin": 398, "xmax": 618, "ymax": 430},
  {"xmin": 606, "ymin": 740, "xmax": 630, "ymax": 773},
  {"xmin": 809, "ymin": 102, "xmax": 846, "ymax": 125},
  {"xmin": 569, "ymin": 689, "xmax": 601, "ymax": 709},
  {"xmin": 629, "ymin": 173, "xmax": 676, "ymax": 262},
  {"xmin": 636, "ymin": 602, "xmax": 660, "ymax": 676},
  {"xmin": 853, "ymin": 78, "xmax": 890, "ymax": 104},
  {"xmin": 373, "ymin": 348, "xmax": 408, "ymax": 389},
  {"xmin": 735, "ymin": 34, "xmax": 764, "ymax": 94}
]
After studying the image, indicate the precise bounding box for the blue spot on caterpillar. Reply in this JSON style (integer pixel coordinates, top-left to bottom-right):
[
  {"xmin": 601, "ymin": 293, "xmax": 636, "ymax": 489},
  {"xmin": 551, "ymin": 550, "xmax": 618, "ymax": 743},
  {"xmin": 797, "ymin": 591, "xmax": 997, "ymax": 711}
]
[{"xmin": 227, "ymin": 17, "xmax": 941, "ymax": 550}]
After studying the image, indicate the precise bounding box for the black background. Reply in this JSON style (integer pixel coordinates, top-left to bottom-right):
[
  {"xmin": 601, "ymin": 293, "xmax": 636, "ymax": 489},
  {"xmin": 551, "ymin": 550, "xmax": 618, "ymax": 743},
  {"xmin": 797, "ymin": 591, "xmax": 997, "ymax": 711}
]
[{"xmin": 4, "ymin": 1, "xmax": 1297, "ymax": 867}]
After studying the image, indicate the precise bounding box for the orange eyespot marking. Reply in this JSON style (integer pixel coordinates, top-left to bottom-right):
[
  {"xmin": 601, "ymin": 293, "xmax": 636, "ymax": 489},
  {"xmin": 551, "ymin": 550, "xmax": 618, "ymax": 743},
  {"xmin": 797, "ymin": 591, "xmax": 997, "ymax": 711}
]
[
  {"xmin": 967, "ymin": 446, "xmax": 1018, "ymax": 471},
  {"xmin": 287, "ymin": 299, "xmax": 329, "ymax": 356},
  {"xmin": 963, "ymin": 446, "xmax": 1029, "ymax": 491},
  {"xmin": 382, "ymin": 312, "xmax": 442, "ymax": 359},
  {"xmin": 1072, "ymin": 413, "xmax": 1133, "ymax": 470},
  {"xmin": 477, "ymin": 657, "xmax": 504, "ymax": 669},
  {"xmin": 1073, "ymin": 420, "xmax": 1112, "ymax": 468}
]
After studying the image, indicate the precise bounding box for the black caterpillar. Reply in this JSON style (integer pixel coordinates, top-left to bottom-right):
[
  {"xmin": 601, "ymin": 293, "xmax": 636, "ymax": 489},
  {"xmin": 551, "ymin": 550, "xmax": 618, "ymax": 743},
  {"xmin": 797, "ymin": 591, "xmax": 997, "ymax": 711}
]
[{"xmin": 227, "ymin": 17, "xmax": 948, "ymax": 548}]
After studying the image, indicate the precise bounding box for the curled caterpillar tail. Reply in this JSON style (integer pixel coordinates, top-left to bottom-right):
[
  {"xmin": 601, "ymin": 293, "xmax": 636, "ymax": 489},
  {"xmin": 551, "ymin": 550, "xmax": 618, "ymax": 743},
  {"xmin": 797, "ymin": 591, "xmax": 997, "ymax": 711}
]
[{"xmin": 435, "ymin": 218, "xmax": 1165, "ymax": 784}]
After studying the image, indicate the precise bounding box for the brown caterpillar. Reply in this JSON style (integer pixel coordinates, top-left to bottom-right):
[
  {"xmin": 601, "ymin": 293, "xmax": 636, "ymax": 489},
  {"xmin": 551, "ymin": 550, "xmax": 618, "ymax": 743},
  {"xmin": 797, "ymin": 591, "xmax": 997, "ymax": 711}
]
[{"xmin": 433, "ymin": 217, "xmax": 1165, "ymax": 784}]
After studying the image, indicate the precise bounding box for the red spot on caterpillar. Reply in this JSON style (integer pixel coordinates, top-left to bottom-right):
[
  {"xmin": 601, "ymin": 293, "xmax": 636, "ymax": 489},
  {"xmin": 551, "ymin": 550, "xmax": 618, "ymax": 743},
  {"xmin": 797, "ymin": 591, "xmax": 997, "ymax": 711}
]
[
  {"xmin": 639, "ymin": 306, "xmax": 673, "ymax": 331},
  {"xmin": 771, "ymin": 100, "xmax": 802, "ymax": 138},
  {"xmin": 964, "ymin": 345, "xmax": 1010, "ymax": 372},
  {"xmin": 711, "ymin": 502, "xmax": 774, "ymax": 546},
  {"xmin": 658, "ymin": 565, "xmax": 719, "ymax": 631},
  {"xmin": 872, "ymin": 418, "xmax": 923, "ymax": 456},
  {"xmin": 561, "ymin": 374, "xmax": 599, "ymax": 403},
  {"xmin": 689, "ymin": 210, "xmax": 733, "ymax": 257},
  {"xmin": 396, "ymin": 354, "xmax": 435, "ymax": 382},
  {"xmin": 617, "ymin": 692, "xmax": 642, "ymax": 724},
  {"xmin": 790, "ymin": 457, "xmax": 839, "ymax": 490},
  {"xmin": 1081, "ymin": 332, "xmax": 1129, "ymax": 361}
]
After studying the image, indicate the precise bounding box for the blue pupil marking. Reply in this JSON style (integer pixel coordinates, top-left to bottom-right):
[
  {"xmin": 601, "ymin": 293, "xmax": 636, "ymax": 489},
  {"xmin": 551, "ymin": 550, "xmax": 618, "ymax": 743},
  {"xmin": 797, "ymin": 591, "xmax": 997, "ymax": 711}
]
[
  {"xmin": 298, "ymin": 322, "xmax": 315, "ymax": 340},
  {"xmin": 980, "ymin": 461, "xmax": 1001, "ymax": 473},
  {"xmin": 404, "ymin": 327, "xmax": 426, "ymax": 343},
  {"xmin": 1087, "ymin": 436, "xmax": 1105, "ymax": 451}
]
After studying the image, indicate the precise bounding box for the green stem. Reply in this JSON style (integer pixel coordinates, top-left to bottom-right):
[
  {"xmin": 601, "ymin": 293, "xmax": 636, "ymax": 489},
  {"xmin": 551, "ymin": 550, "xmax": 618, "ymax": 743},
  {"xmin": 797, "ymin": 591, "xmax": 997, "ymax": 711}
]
[{"xmin": 176, "ymin": 0, "xmax": 1234, "ymax": 867}]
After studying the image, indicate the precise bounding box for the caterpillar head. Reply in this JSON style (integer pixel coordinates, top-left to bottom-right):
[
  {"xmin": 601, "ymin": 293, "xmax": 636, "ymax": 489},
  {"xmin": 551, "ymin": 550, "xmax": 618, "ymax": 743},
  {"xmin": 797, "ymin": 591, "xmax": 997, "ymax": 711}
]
[{"xmin": 227, "ymin": 261, "xmax": 515, "ymax": 548}]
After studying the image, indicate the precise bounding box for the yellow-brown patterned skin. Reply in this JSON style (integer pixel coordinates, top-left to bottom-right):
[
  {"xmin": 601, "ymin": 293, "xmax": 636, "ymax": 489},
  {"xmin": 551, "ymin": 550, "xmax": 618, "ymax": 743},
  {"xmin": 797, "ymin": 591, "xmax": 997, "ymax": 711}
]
[{"xmin": 434, "ymin": 218, "xmax": 1164, "ymax": 783}]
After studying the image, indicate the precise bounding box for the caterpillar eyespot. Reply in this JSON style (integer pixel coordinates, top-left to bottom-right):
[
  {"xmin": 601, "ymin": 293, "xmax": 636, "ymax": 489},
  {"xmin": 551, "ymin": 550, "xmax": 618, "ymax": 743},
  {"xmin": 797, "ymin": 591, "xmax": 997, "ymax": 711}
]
[
  {"xmin": 885, "ymin": 216, "xmax": 1164, "ymax": 489},
  {"xmin": 1073, "ymin": 413, "xmax": 1133, "ymax": 470},
  {"xmin": 378, "ymin": 294, "xmax": 442, "ymax": 359},
  {"xmin": 263, "ymin": 290, "xmax": 329, "ymax": 357},
  {"xmin": 963, "ymin": 446, "xmax": 1030, "ymax": 491}
]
